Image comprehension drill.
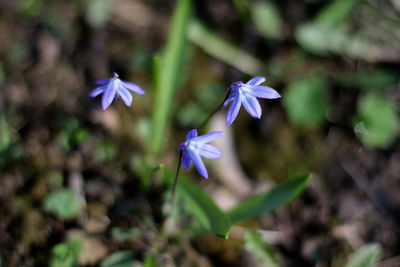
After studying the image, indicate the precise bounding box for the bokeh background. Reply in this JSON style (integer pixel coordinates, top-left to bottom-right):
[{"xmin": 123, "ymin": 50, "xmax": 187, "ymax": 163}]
[{"xmin": 0, "ymin": 0, "xmax": 399, "ymax": 266}]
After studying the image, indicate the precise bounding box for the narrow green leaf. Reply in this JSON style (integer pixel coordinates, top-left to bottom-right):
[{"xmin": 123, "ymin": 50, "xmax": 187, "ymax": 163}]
[
  {"xmin": 188, "ymin": 20, "xmax": 263, "ymax": 76},
  {"xmin": 244, "ymin": 230, "xmax": 280, "ymax": 267},
  {"xmin": 228, "ymin": 175, "xmax": 310, "ymax": 223},
  {"xmin": 339, "ymin": 69, "xmax": 397, "ymax": 90},
  {"xmin": 178, "ymin": 176, "xmax": 231, "ymax": 239},
  {"xmin": 315, "ymin": 0, "xmax": 360, "ymax": 27},
  {"xmin": 150, "ymin": 0, "xmax": 191, "ymax": 154},
  {"xmin": 100, "ymin": 251, "xmax": 136, "ymax": 267},
  {"xmin": 344, "ymin": 243, "xmax": 382, "ymax": 267}
]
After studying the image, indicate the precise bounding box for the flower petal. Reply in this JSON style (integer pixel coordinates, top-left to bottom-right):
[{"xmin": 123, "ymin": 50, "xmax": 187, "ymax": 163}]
[
  {"xmin": 89, "ymin": 86, "xmax": 106, "ymax": 97},
  {"xmin": 117, "ymin": 86, "xmax": 133, "ymax": 107},
  {"xmin": 101, "ymin": 81, "xmax": 118, "ymax": 110},
  {"xmin": 223, "ymin": 92, "xmax": 236, "ymax": 108},
  {"xmin": 247, "ymin": 85, "xmax": 281, "ymax": 99},
  {"xmin": 242, "ymin": 93, "xmax": 262, "ymax": 118},
  {"xmin": 188, "ymin": 150, "xmax": 208, "ymax": 179},
  {"xmin": 197, "ymin": 144, "xmax": 222, "ymax": 159},
  {"xmin": 181, "ymin": 151, "xmax": 191, "ymax": 169},
  {"xmin": 226, "ymin": 94, "xmax": 242, "ymax": 126},
  {"xmin": 123, "ymin": 81, "xmax": 145, "ymax": 95},
  {"xmin": 191, "ymin": 131, "xmax": 224, "ymax": 143},
  {"xmin": 187, "ymin": 129, "xmax": 198, "ymax": 140},
  {"xmin": 95, "ymin": 79, "xmax": 110, "ymax": 85},
  {"xmin": 246, "ymin": 76, "xmax": 266, "ymax": 86}
]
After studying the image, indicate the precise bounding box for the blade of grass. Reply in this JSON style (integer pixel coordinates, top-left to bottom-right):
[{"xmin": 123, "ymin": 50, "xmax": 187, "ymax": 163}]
[
  {"xmin": 150, "ymin": 0, "xmax": 191, "ymax": 154},
  {"xmin": 188, "ymin": 20, "xmax": 263, "ymax": 76}
]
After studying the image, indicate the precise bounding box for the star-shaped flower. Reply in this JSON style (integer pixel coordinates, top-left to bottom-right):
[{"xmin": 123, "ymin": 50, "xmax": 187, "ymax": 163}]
[
  {"xmin": 89, "ymin": 72, "xmax": 145, "ymax": 110},
  {"xmin": 178, "ymin": 129, "xmax": 223, "ymax": 179},
  {"xmin": 223, "ymin": 76, "xmax": 281, "ymax": 126}
]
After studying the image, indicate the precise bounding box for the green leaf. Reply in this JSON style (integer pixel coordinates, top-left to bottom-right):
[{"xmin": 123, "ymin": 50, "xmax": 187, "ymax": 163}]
[
  {"xmin": 49, "ymin": 239, "xmax": 81, "ymax": 267},
  {"xmin": 315, "ymin": 0, "xmax": 360, "ymax": 27},
  {"xmin": 227, "ymin": 175, "xmax": 310, "ymax": 223},
  {"xmin": 283, "ymin": 77, "xmax": 329, "ymax": 127},
  {"xmin": 251, "ymin": 1, "xmax": 283, "ymax": 39},
  {"xmin": 177, "ymin": 176, "xmax": 231, "ymax": 239},
  {"xmin": 150, "ymin": 0, "xmax": 191, "ymax": 154},
  {"xmin": 354, "ymin": 94, "xmax": 399, "ymax": 148},
  {"xmin": 188, "ymin": 20, "xmax": 263, "ymax": 76},
  {"xmin": 339, "ymin": 69, "xmax": 397, "ymax": 90},
  {"xmin": 100, "ymin": 251, "xmax": 136, "ymax": 267},
  {"xmin": 143, "ymin": 254, "xmax": 156, "ymax": 267},
  {"xmin": 43, "ymin": 189, "xmax": 82, "ymax": 219},
  {"xmin": 244, "ymin": 230, "xmax": 280, "ymax": 267},
  {"xmin": 344, "ymin": 243, "xmax": 382, "ymax": 267}
]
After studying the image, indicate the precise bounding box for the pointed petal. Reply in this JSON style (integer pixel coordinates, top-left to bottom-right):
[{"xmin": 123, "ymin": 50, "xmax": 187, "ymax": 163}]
[
  {"xmin": 226, "ymin": 94, "xmax": 242, "ymax": 126},
  {"xmin": 242, "ymin": 93, "xmax": 262, "ymax": 118},
  {"xmin": 123, "ymin": 81, "xmax": 145, "ymax": 95},
  {"xmin": 187, "ymin": 129, "xmax": 198, "ymax": 140},
  {"xmin": 181, "ymin": 151, "xmax": 191, "ymax": 169},
  {"xmin": 188, "ymin": 150, "xmax": 208, "ymax": 179},
  {"xmin": 95, "ymin": 79, "xmax": 110, "ymax": 85},
  {"xmin": 197, "ymin": 144, "xmax": 222, "ymax": 159},
  {"xmin": 89, "ymin": 86, "xmax": 106, "ymax": 97},
  {"xmin": 117, "ymin": 87, "xmax": 133, "ymax": 107},
  {"xmin": 246, "ymin": 76, "xmax": 266, "ymax": 86},
  {"xmin": 101, "ymin": 81, "xmax": 118, "ymax": 110},
  {"xmin": 191, "ymin": 131, "xmax": 224, "ymax": 143},
  {"xmin": 223, "ymin": 92, "xmax": 236, "ymax": 108},
  {"xmin": 247, "ymin": 85, "xmax": 281, "ymax": 99}
]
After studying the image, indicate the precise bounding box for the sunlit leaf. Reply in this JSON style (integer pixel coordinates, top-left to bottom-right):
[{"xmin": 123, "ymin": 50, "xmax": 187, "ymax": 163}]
[
  {"xmin": 151, "ymin": 0, "xmax": 191, "ymax": 154},
  {"xmin": 245, "ymin": 230, "xmax": 280, "ymax": 267},
  {"xmin": 354, "ymin": 94, "xmax": 399, "ymax": 148},
  {"xmin": 227, "ymin": 175, "xmax": 310, "ymax": 223},
  {"xmin": 283, "ymin": 77, "xmax": 329, "ymax": 127},
  {"xmin": 188, "ymin": 20, "xmax": 263, "ymax": 76},
  {"xmin": 177, "ymin": 175, "xmax": 231, "ymax": 238},
  {"xmin": 344, "ymin": 243, "xmax": 382, "ymax": 267},
  {"xmin": 43, "ymin": 189, "xmax": 82, "ymax": 219},
  {"xmin": 100, "ymin": 251, "xmax": 136, "ymax": 267}
]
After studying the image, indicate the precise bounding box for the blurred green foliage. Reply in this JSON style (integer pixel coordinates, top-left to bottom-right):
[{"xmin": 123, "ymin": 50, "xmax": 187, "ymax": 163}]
[
  {"xmin": 244, "ymin": 230, "xmax": 280, "ymax": 267},
  {"xmin": 354, "ymin": 94, "xmax": 399, "ymax": 148},
  {"xmin": 188, "ymin": 20, "xmax": 263, "ymax": 76},
  {"xmin": 251, "ymin": 1, "xmax": 283, "ymax": 39},
  {"xmin": 58, "ymin": 117, "xmax": 90, "ymax": 152},
  {"xmin": 100, "ymin": 251, "xmax": 136, "ymax": 267},
  {"xmin": 283, "ymin": 77, "xmax": 329, "ymax": 127},
  {"xmin": 49, "ymin": 238, "xmax": 82, "ymax": 267},
  {"xmin": 339, "ymin": 69, "xmax": 397, "ymax": 90},
  {"xmin": 43, "ymin": 189, "xmax": 82, "ymax": 219},
  {"xmin": 344, "ymin": 243, "xmax": 382, "ymax": 267}
]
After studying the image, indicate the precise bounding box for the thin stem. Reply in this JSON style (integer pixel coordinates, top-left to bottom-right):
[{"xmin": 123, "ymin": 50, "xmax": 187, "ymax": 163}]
[
  {"xmin": 197, "ymin": 87, "xmax": 232, "ymax": 129},
  {"xmin": 171, "ymin": 150, "xmax": 183, "ymax": 205}
]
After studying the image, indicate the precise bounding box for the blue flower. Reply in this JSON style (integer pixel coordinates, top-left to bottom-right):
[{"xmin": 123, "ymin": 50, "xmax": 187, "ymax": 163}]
[
  {"xmin": 178, "ymin": 129, "xmax": 223, "ymax": 179},
  {"xmin": 89, "ymin": 72, "xmax": 145, "ymax": 110},
  {"xmin": 223, "ymin": 76, "xmax": 281, "ymax": 126}
]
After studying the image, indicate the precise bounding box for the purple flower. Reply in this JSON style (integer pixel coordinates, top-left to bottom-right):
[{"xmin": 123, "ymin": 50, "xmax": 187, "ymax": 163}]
[
  {"xmin": 178, "ymin": 129, "xmax": 223, "ymax": 179},
  {"xmin": 89, "ymin": 72, "xmax": 145, "ymax": 110},
  {"xmin": 223, "ymin": 76, "xmax": 281, "ymax": 126}
]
